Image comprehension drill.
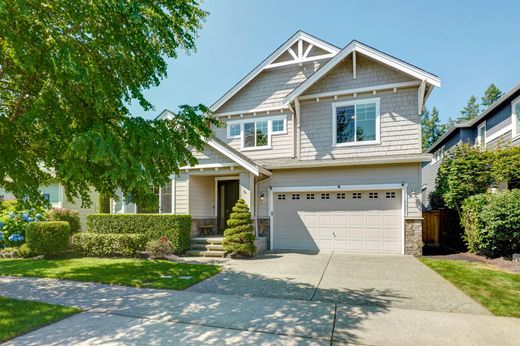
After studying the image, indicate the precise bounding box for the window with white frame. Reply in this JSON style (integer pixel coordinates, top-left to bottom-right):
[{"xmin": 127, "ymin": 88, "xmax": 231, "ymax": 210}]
[
  {"xmin": 333, "ymin": 98, "xmax": 380, "ymax": 146},
  {"xmin": 226, "ymin": 115, "xmax": 286, "ymax": 150},
  {"xmin": 513, "ymin": 97, "xmax": 520, "ymax": 138},
  {"xmin": 431, "ymin": 146, "xmax": 445, "ymax": 164},
  {"xmin": 476, "ymin": 122, "xmax": 486, "ymax": 149}
]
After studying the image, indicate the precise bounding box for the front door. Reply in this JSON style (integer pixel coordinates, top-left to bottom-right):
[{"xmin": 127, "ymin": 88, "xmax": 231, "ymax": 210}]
[{"xmin": 217, "ymin": 180, "xmax": 240, "ymax": 233}]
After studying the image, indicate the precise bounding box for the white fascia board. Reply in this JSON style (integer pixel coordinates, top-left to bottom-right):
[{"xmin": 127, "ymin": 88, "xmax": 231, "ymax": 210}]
[
  {"xmin": 210, "ymin": 31, "xmax": 340, "ymax": 113},
  {"xmin": 283, "ymin": 41, "xmax": 440, "ymax": 106},
  {"xmin": 206, "ymin": 139, "xmax": 271, "ymax": 177}
]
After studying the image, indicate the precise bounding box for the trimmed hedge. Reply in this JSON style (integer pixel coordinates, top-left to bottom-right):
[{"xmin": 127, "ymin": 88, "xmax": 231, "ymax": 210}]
[
  {"xmin": 86, "ymin": 214, "xmax": 191, "ymax": 253},
  {"xmin": 73, "ymin": 233, "xmax": 147, "ymax": 257},
  {"xmin": 48, "ymin": 208, "xmax": 81, "ymax": 233},
  {"xmin": 26, "ymin": 221, "xmax": 70, "ymax": 256},
  {"xmin": 462, "ymin": 190, "xmax": 520, "ymax": 258}
]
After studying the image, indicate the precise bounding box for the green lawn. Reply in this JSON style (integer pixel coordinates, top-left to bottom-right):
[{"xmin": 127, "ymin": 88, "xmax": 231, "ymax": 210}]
[
  {"xmin": 0, "ymin": 258, "xmax": 221, "ymax": 290},
  {"xmin": 420, "ymin": 258, "xmax": 520, "ymax": 317},
  {"xmin": 0, "ymin": 297, "xmax": 80, "ymax": 342}
]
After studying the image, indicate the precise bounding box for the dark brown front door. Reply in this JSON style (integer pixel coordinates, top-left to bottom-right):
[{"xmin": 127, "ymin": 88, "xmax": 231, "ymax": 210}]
[{"xmin": 217, "ymin": 180, "xmax": 239, "ymax": 233}]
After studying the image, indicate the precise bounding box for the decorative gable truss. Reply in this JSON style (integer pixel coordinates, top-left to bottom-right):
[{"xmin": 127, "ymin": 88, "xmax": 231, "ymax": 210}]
[{"xmin": 265, "ymin": 36, "xmax": 338, "ymax": 69}]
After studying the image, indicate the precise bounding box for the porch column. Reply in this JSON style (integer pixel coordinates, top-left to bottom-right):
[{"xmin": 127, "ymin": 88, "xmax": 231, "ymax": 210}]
[{"xmin": 239, "ymin": 172, "xmax": 254, "ymax": 216}]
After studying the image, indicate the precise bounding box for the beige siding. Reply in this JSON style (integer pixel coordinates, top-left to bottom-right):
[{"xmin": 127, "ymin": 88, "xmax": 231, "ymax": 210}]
[
  {"xmin": 305, "ymin": 54, "xmax": 414, "ymax": 95},
  {"xmin": 61, "ymin": 188, "xmax": 99, "ymax": 230},
  {"xmin": 256, "ymin": 163, "xmax": 421, "ymax": 218},
  {"xmin": 299, "ymin": 88, "xmax": 420, "ymax": 160},
  {"xmin": 217, "ymin": 60, "xmax": 328, "ymax": 114},
  {"xmin": 188, "ymin": 175, "xmax": 215, "ymax": 218},
  {"xmin": 213, "ymin": 112, "xmax": 294, "ymax": 161},
  {"xmin": 174, "ymin": 173, "xmax": 189, "ymax": 214},
  {"xmin": 193, "ymin": 145, "xmax": 234, "ymax": 165}
]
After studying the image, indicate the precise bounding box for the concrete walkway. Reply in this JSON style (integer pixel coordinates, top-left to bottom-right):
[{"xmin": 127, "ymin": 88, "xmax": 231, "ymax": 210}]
[{"xmin": 1, "ymin": 276, "xmax": 519, "ymax": 345}]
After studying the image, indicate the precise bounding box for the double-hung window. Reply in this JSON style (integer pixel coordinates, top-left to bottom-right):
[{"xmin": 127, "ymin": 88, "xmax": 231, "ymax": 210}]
[
  {"xmin": 476, "ymin": 122, "xmax": 486, "ymax": 149},
  {"xmin": 513, "ymin": 97, "xmax": 520, "ymax": 138},
  {"xmin": 333, "ymin": 98, "xmax": 380, "ymax": 146},
  {"xmin": 226, "ymin": 115, "xmax": 286, "ymax": 150}
]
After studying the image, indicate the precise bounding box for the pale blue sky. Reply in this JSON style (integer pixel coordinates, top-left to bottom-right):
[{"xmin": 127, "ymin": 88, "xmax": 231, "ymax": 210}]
[{"xmin": 129, "ymin": 0, "xmax": 520, "ymax": 123}]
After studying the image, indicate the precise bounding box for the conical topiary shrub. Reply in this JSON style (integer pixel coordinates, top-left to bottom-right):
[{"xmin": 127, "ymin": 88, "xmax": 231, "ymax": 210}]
[{"xmin": 222, "ymin": 199, "xmax": 256, "ymax": 256}]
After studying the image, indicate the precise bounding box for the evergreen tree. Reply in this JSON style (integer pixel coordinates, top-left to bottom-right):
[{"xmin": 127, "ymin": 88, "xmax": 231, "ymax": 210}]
[
  {"xmin": 421, "ymin": 107, "xmax": 446, "ymax": 150},
  {"xmin": 481, "ymin": 84, "xmax": 503, "ymax": 108},
  {"xmin": 222, "ymin": 199, "xmax": 256, "ymax": 256},
  {"xmin": 446, "ymin": 117, "xmax": 456, "ymax": 130},
  {"xmin": 458, "ymin": 96, "xmax": 480, "ymax": 123}
]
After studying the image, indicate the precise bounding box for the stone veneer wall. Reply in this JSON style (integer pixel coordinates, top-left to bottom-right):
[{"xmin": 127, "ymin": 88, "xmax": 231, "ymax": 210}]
[
  {"xmin": 257, "ymin": 218, "xmax": 270, "ymax": 247},
  {"xmin": 191, "ymin": 218, "xmax": 218, "ymax": 237},
  {"xmin": 405, "ymin": 219, "xmax": 423, "ymax": 256}
]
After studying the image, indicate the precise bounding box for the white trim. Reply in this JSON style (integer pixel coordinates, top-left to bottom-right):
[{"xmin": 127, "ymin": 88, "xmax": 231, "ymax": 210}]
[
  {"xmin": 476, "ymin": 122, "xmax": 487, "ymax": 149},
  {"xmin": 512, "ymin": 96, "xmax": 520, "ymax": 139},
  {"xmin": 225, "ymin": 115, "xmax": 287, "ymax": 151},
  {"xmin": 172, "ymin": 175, "xmax": 176, "ymax": 214},
  {"xmin": 418, "ymin": 80, "xmax": 427, "ymax": 115},
  {"xmin": 283, "ymin": 41, "xmax": 440, "ymax": 106},
  {"xmin": 206, "ymin": 139, "xmax": 271, "ymax": 177},
  {"xmin": 210, "ymin": 31, "xmax": 339, "ymax": 113},
  {"xmin": 332, "ymin": 98, "xmax": 381, "ymax": 147},
  {"xmin": 214, "ymin": 105, "xmax": 289, "ymax": 118},
  {"xmin": 265, "ymin": 54, "xmax": 335, "ymax": 69},
  {"xmin": 485, "ymin": 124, "xmax": 512, "ymax": 144},
  {"xmin": 181, "ymin": 163, "xmax": 239, "ymax": 170},
  {"xmin": 268, "ymin": 183, "xmax": 406, "ymax": 254},
  {"xmin": 214, "ymin": 176, "xmax": 240, "ymax": 217},
  {"xmin": 298, "ymin": 81, "xmax": 421, "ymax": 101},
  {"xmin": 227, "ymin": 123, "xmax": 241, "ymax": 139}
]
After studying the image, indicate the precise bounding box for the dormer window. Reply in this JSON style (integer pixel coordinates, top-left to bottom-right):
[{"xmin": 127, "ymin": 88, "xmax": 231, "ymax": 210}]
[{"xmin": 332, "ymin": 98, "xmax": 380, "ymax": 147}]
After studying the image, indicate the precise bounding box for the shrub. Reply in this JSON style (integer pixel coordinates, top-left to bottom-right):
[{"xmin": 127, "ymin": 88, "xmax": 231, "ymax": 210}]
[
  {"xmin": 98, "ymin": 193, "xmax": 111, "ymax": 213},
  {"xmin": 47, "ymin": 208, "xmax": 81, "ymax": 233},
  {"xmin": 222, "ymin": 199, "xmax": 256, "ymax": 256},
  {"xmin": 18, "ymin": 243, "xmax": 33, "ymax": 258},
  {"xmin": 26, "ymin": 221, "xmax": 70, "ymax": 256},
  {"xmin": 0, "ymin": 209, "xmax": 45, "ymax": 248},
  {"xmin": 73, "ymin": 233, "xmax": 146, "ymax": 257},
  {"xmin": 146, "ymin": 236, "xmax": 172, "ymax": 259},
  {"xmin": 461, "ymin": 190, "xmax": 520, "ymax": 258},
  {"xmin": 86, "ymin": 214, "xmax": 191, "ymax": 252}
]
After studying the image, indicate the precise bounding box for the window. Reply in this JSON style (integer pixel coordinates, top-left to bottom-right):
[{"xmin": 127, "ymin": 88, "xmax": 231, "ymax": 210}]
[
  {"xmin": 321, "ymin": 193, "xmax": 330, "ymax": 199},
  {"xmin": 386, "ymin": 192, "xmax": 396, "ymax": 199},
  {"xmin": 272, "ymin": 119, "xmax": 285, "ymax": 133},
  {"xmin": 369, "ymin": 192, "xmax": 379, "ymax": 199},
  {"xmin": 306, "ymin": 193, "xmax": 315, "ymax": 199},
  {"xmin": 352, "ymin": 192, "xmax": 362, "ymax": 199},
  {"xmin": 333, "ymin": 99, "xmax": 379, "ymax": 146},
  {"xmin": 291, "ymin": 194, "xmax": 300, "ymax": 200},
  {"xmin": 228, "ymin": 124, "xmax": 241, "ymax": 138},
  {"xmin": 226, "ymin": 115, "xmax": 286, "ymax": 150},
  {"xmin": 432, "ymin": 147, "xmax": 445, "ymax": 164},
  {"xmin": 337, "ymin": 193, "xmax": 346, "ymax": 199},
  {"xmin": 277, "ymin": 194, "xmax": 286, "ymax": 200},
  {"xmin": 513, "ymin": 97, "xmax": 520, "ymax": 138},
  {"xmin": 42, "ymin": 193, "xmax": 50, "ymax": 202},
  {"xmin": 476, "ymin": 122, "xmax": 486, "ymax": 149}
]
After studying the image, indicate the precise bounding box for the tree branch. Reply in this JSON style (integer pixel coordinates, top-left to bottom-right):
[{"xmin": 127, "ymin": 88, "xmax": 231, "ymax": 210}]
[{"xmin": 10, "ymin": 75, "xmax": 35, "ymax": 122}]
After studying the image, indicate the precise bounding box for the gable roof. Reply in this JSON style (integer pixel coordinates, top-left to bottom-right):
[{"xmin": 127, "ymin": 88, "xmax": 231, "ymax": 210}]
[
  {"xmin": 282, "ymin": 40, "xmax": 441, "ymax": 106},
  {"xmin": 210, "ymin": 31, "xmax": 340, "ymax": 113},
  {"xmin": 426, "ymin": 82, "xmax": 520, "ymax": 153}
]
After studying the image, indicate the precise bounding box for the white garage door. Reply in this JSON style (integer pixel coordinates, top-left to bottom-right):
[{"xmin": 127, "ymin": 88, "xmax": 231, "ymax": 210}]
[{"xmin": 273, "ymin": 190, "xmax": 402, "ymax": 254}]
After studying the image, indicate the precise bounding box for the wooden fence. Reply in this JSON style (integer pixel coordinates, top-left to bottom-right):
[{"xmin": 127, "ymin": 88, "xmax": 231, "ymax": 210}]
[{"xmin": 422, "ymin": 210, "xmax": 442, "ymax": 246}]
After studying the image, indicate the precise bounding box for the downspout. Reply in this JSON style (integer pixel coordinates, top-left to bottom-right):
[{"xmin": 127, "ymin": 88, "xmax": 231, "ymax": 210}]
[{"xmin": 287, "ymin": 103, "xmax": 296, "ymax": 159}]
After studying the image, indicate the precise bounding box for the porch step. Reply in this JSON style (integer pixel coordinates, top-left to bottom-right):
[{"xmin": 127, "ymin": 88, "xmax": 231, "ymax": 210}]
[
  {"xmin": 185, "ymin": 250, "xmax": 226, "ymax": 258},
  {"xmin": 186, "ymin": 237, "xmax": 226, "ymax": 257}
]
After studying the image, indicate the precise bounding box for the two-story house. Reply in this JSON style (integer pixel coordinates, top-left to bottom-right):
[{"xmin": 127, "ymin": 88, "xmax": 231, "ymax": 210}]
[
  {"xmin": 422, "ymin": 82, "xmax": 520, "ymax": 210},
  {"xmin": 117, "ymin": 31, "xmax": 440, "ymax": 255}
]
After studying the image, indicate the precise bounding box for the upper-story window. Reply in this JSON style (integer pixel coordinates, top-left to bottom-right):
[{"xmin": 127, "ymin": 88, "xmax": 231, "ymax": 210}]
[
  {"xmin": 431, "ymin": 146, "xmax": 445, "ymax": 164},
  {"xmin": 332, "ymin": 98, "xmax": 380, "ymax": 147},
  {"xmin": 226, "ymin": 115, "xmax": 286, "ymax": 150},
  {"xmin": 476, "ymin": 122, "xmax": 486, "ymax": 149},
  {"xmin": 513, "ymin": 97, "xmax": 520, "ymax": 138}
]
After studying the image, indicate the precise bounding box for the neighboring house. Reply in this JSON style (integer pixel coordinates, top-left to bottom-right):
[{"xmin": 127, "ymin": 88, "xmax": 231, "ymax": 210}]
[
  {"xmin": 116, "ymin": 31, "xmax": 441, "ymax": 255},
  {"xmin": 0, "ymin": 183, "xmax": 98, "ymax": 229},
  {"xmin": 422, "ymin": 82, "xmax": 520, "ymax": 210}
]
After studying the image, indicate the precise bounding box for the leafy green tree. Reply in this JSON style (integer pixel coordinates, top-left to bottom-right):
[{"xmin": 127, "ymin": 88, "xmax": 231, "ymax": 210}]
[
  {"xmin": 421, "ymin": 107, "xmax": 446, "ymax": 150},
  {"xmin": 0, "ymin": 0, "xmax": 218, "ymax": 208},
  {"xmin": 222, "ymin": 199, "xmax": 256, "ymax": 257},
  {"xmin": 458, "ymin": 95, "xmax": 480, "ymax": 123},
  {"xmin": 434, "ymin": 144, "xmax": 493, "ymax": 214},
  {"xmin": 481, "ymin": 84, "xmax": 503, "ymax": 108}
]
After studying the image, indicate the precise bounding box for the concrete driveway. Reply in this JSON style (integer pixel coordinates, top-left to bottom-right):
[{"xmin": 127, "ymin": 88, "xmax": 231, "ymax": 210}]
[{"xmin": 187, "ymin": 252, "xmax": 490, "ymax": 314}]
